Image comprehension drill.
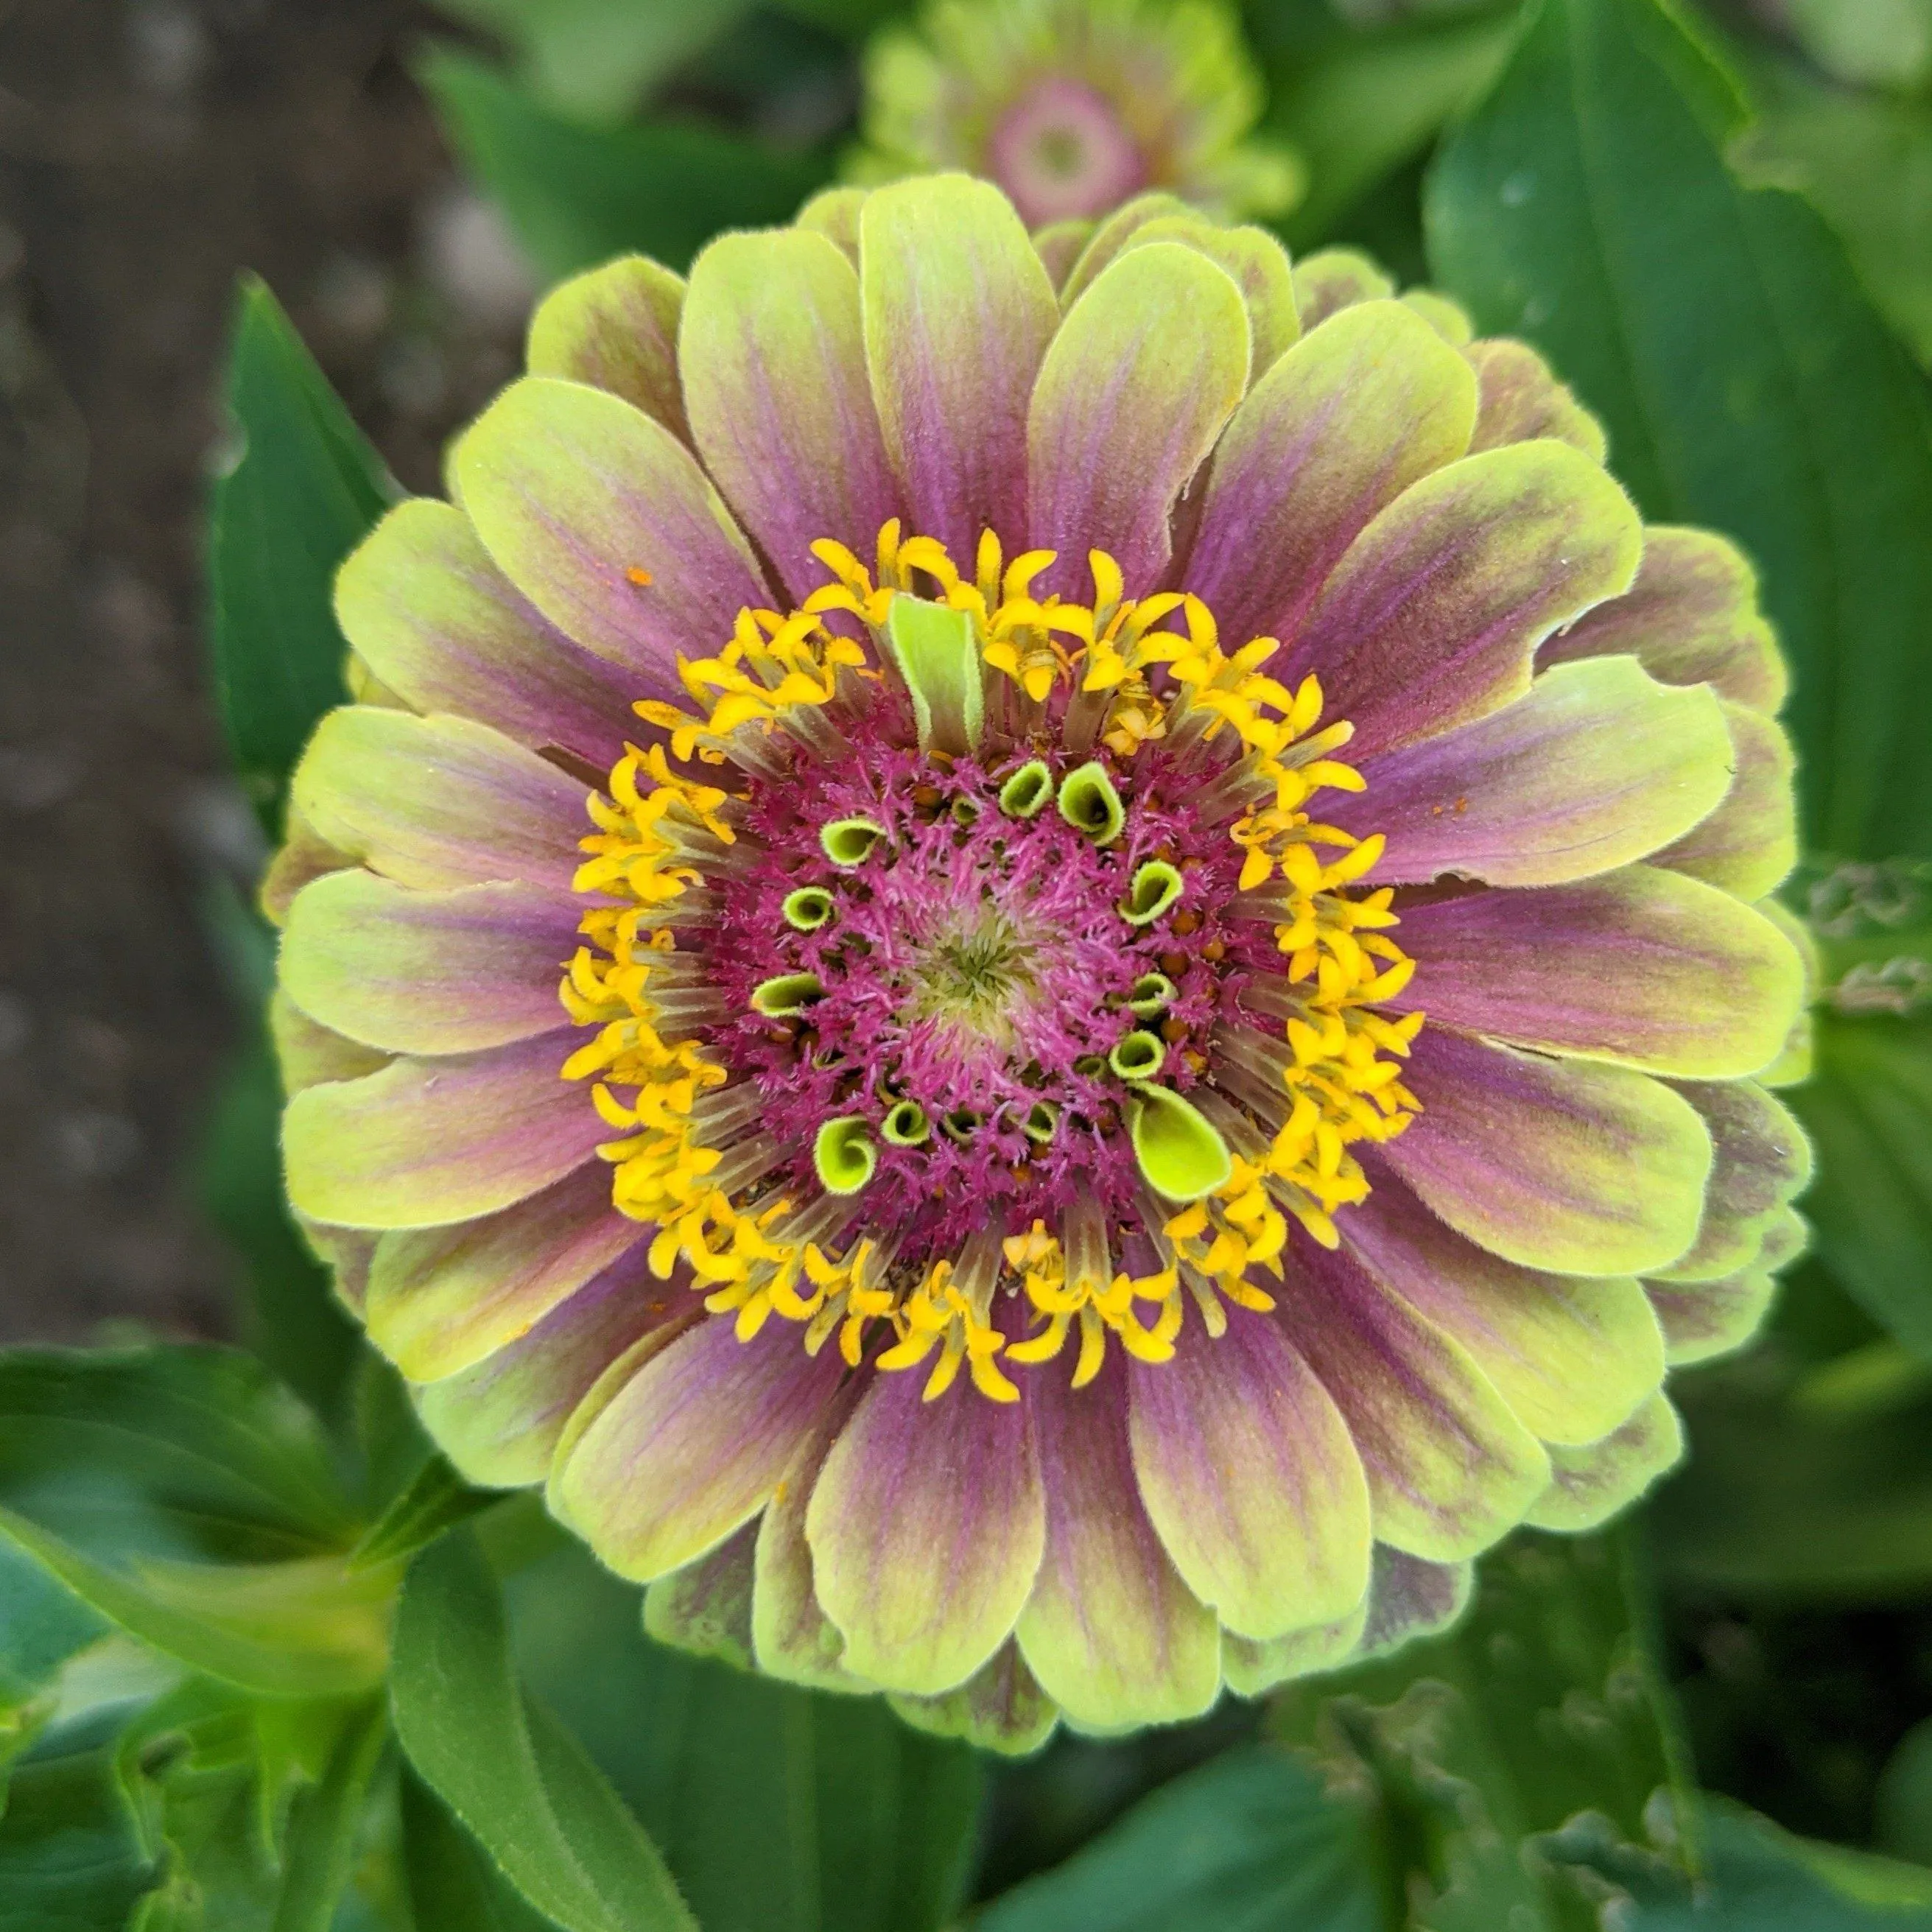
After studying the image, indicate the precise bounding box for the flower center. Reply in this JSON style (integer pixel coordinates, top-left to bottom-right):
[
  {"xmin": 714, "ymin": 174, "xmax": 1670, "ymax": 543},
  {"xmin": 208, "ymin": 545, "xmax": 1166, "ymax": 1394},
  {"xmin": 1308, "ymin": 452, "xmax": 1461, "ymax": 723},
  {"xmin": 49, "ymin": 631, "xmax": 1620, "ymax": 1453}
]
[
  {"xmin": 560, "ymin": 524, "xmax": 1422, "ymax": 1402},
  {"xmin": 986, "ymin": 75, "xmax": 1150, "ymax": 225}
]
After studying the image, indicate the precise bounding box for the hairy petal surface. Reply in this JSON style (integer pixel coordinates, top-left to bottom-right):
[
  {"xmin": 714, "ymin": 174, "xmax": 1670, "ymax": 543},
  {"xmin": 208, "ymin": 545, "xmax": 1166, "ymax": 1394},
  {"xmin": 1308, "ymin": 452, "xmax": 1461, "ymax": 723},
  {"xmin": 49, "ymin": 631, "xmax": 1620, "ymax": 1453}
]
[
  {"xmin": 527, "ymin": 256, "xmax": 690, "ymax": 443},
  {"xmin": 1524, "ymin": 1394, "xmax": 1685, "ymax": 1532},
  {"xmin": 1654, "ymin": 701, "xmax": 1799, "ymax": 902}
]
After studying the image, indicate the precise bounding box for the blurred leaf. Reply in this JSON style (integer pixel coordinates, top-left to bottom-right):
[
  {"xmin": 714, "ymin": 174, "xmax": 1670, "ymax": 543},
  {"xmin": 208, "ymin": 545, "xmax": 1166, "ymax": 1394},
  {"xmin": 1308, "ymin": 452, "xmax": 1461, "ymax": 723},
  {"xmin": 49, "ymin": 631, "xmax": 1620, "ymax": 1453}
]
[
  {"xmin": 208, "ymin": 275, "xmax": 393, "ymax": 832},
  {"xmin": 427, "ymin": 0, "xmax": 757, "ymax": 122},
  {"xmin": 390, "ymin": 1528, "xmax": 695, "ymax": 1932},
  {"xmin": 270, "ymin": 1700, "xmax": 389, "ymax": 1932},
  {"xmin": 1425, "ymin": 0, "xmax": 1932, "ymax": 863},
  {"xmin": 351, "ymin": 1454, "xmax": 497, "ymax": 1572},
  {"xmin": 0, "ymin": 1539, "xmax": 107, "ymax": 1709},
  {"xmin": 399, "ymin": 1765, "xmax": 561, "ymax": 1932},
  {"xmin": 969, "ymin": 1742, "xmax": 1386, "ymax": 1931},
  {"xmin": 421, "ymin": 47, "xmax": 835, "ymax": 281},
  {"xmin": 1788, "ymin": 1015, "xmax": 1932, "ymax": 1362},
  {"xmin": 1545, "ymin": 1801, "xmax": 1932, "ymax": 1925},
  {"xmin": 1878, "ymin": 1717, "xmax": 1932, "ymax": 1867},
  {"xmin": 1735, "ymin": 47, "xmax": 1932, "ymax": 366},
  {"xmin": 1777, "ymin": 0, "xmax": 1932, "ymax": 93},
  {"xmin": 769, "ymin": 0, "xmax": 910, "ymax": 37},
  {"xmin": 505, "ymin": 1537, "xmax": 985, "ymax": 1932},
  {"xmin": 1268, "ymin": 8, "xmax": 1521, "ymax": 247}
]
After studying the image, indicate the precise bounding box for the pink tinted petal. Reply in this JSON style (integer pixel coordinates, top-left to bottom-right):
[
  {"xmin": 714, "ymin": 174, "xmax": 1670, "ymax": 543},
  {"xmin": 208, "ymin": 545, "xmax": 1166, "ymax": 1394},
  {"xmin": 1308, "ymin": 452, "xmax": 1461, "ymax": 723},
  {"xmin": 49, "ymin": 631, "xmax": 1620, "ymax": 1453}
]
[
  {"xmin": 1031, "ymin": 219, "xmax": 1094, "ymax": 292},
  {"xmin": 1384, "ymin": 1025, "xmax": 1712, "ymax": 1276},
  {"xmin": 1332, "ymin": 658, "xmax": 1732, "ymax": 887},
  {"xmin": 1391, "ymin": 868, "xmax": 1805, "ymax": 1078},
  {"xmin": 1277, "ymin": 1236, "xmax": 1548, "ymax": 1562},
  {"xmin": 860, "ymin": 175, "xmax": 1059, "ymax": 559},
  {"xmin": 889, "ymin": 1641, "xmax": 1059, "ymax": 1756},
  {"xmin": 283, "ymin": 1029, "xmax": 603, "ymax": 1230},
  {"xmin": 1290, "ymin": 248, "xmax": 1394, "ymax": 329},
  {"xmin": 551, "ymin": 1314, "xmax": 846, "ymax": 1581},
  {"xmin": 1026, "ymin": 240, "xmax": 1249, "ymax": 597},
  {"xmin": 289, "ymin": 707, "xmax": 587, "ymax": 895},
  {"xmin": 643, "ymin": 1520, "xmax": 758, "ymax": 1669},
  {"xmin": 336, "ymin": 499, "xmax": 653, "ymax": 764},
  {"xmin": 280, "ymin": 874, "xmax": 580, "ymax": 1056},
  {"xmin": 1543, "ymin": 525, "xmax": 1787, "ymax": 713},
  {"xmin": 808, "ymin": 1356, "xmax": 1046, "ymax": 1697},
  {"xmin": 1056, "ymin": 191, "xmax": 1194, "ymax": 308},
  {"xmin": 1524, "ymin": 1394, "xmax": 1684, "ymax": 1531},
  {"xmin": 1220, "ymin": 1597, "xmax": 1368, "ymax": 1697},
  {"xmin": 452, "ymin": 376, "xmax": 768, "ymax": 680},
  {"xmin": 1654, "ymin": 702, "xmax": 1799, "ymax": 903},
  {"xmin": 270, "ymin": 991, "xmax": 389, "ymax": 1097},
  {"xmin": 681, "ymin": 228, "xmax": 901, "ymax": 597},
  {"xmin": 1287, "ymin": 440, "xmax": 1642, "ymax": 760},
  {"xmin": 364, "ymin": 1162, "xmax": 643, "ymax": 1383},
  {"xmin": 1358, "ymin": 1545, "xmax": 1474, "ymax": 1659},
  {"xmin": 527, "ymin": 256, "xmax": 690, "ymax": 444},
  {"xmin": 1464, "ymin": 338, "xmax": 1607, "ymax": 461},
  {"xmin": 1182, "ymin": 301, "xmax": 1477, "ymax": 647},
  {"xmin": 1650, "ymin": 1081, "xmax": 1812, "ymax": 1283},
  {"xmin": 1015, "ymin": 1352, "xmax": 1220, "ymax": 1732},
  {"xmin": 1128, "ymin": 1307, "xmax": 1370, "ymax": 1641}
]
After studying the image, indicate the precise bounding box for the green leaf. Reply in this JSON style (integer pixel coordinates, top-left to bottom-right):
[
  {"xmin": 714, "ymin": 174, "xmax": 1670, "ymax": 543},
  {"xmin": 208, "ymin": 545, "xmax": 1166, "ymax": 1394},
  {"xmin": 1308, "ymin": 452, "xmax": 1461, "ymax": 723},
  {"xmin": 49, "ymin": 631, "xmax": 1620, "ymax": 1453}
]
[
  {"xmin": 970, "ymin": 1743, "xmax": 1386, "ymax": 1932},
  {"xmin": 421, "ymin": 47, "xmax": 835, "ymax": 281},
  {"xmin": 1788, "ymin": 1014, "xmax": 1932, "ymax": 1362},
  {"xmin": 351, "ymin": 1453, "xmax": 499, "ymax": 1572},
  {"xmin": 1425, "ymin": 0, "xmax": 1932, "ymax": 863},
  {"xmin": 400, "ymin": 1766, "xmax": 561, "ymax": 1932},
  {"xmin": 208, "ymin": 275, "xmax": 393, "ymax": 831},
  {"xmin": 270, "ymin": 1701, "xmax": 389, "ymax": 1932},
  {"xmin": 0, "ymin": 1539, "xmax": 107, "ymax": 1707},
  {"xmin": 505, "ymin": 1536, "xmax": 985, "ymax": 1932},
  {"xmin": 389, "ymin": 1528, "xmax": 695, "ymax": 1932},
  {"xmin": 426, "ymin": 0, "xmax": 756, "ymax": 122}
]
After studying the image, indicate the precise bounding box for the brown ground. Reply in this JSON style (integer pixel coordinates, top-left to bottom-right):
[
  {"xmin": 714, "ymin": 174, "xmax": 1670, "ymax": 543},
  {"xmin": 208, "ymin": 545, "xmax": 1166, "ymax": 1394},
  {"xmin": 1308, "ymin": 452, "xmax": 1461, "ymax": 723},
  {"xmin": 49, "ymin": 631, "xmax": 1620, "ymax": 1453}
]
[{"xmin": 0, "ymin": 0, "xmax": 528, "ymax": 1343}]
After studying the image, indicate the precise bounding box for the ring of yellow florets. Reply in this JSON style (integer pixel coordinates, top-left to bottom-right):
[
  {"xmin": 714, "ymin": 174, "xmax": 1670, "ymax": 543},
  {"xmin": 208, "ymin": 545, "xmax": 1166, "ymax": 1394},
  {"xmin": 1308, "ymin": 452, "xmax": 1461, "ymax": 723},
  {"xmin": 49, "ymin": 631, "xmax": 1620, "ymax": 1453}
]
[{"xmin": 558, "ymin": 522, "xmax": 1422, "ymax": 1401}]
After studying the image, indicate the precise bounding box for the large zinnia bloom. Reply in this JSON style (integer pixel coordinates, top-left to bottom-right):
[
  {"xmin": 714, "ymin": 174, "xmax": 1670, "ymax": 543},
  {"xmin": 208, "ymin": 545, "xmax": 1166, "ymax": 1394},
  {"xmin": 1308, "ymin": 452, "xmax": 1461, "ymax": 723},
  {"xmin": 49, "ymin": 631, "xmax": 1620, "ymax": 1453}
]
[
  {"xmin": 275, "ymin": 179, "xmax": 1809, "ymax": 1749},
  {"xmin": 850, "ymin": 0, "xmax": 1302, "ymax": 228}
]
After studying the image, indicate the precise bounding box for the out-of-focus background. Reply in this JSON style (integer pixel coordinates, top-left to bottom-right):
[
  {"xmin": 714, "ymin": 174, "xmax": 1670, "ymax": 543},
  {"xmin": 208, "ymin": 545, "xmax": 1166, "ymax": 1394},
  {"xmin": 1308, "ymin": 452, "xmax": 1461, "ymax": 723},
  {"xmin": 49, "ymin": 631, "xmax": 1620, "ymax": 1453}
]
[{"xmin": 0, "ymin": 0, "xmax": 541, "ymax": 1344}]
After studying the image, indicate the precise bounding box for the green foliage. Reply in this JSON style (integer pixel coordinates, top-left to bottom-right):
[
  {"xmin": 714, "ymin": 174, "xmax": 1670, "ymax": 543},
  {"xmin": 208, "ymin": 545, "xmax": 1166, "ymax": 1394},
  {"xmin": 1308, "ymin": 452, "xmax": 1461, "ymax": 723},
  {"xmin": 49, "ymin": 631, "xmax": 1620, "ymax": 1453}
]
[
  {"xmin": 1425, "ymin": 0, "xmax": 1932, "ymax": 865},
  {"xmin": 207, "ymin": 277, "xmax": 393, "ymax": 832},
  {"xmin": 421, "ymin": 47, "xmax": 834, "ymax": 280}
]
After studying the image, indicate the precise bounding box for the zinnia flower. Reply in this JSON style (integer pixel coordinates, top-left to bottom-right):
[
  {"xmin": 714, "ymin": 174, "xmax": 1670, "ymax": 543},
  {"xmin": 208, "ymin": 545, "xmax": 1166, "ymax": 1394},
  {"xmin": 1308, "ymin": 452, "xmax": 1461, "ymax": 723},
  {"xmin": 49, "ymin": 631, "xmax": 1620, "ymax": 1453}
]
[
  {"xmin": 849, "ymin": 0, "xmax": 1303, "ymax": 228},
  {"xmin": 274, "ymin": 178, "xmax": 1810, "ymax": 1749}
]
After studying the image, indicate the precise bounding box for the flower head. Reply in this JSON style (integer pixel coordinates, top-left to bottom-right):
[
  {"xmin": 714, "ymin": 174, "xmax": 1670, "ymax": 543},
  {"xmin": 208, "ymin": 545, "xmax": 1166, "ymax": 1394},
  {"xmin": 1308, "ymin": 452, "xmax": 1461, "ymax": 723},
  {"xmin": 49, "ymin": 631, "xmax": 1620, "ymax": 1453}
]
[
  {"xmin": 275, "ymin": 179, "xmax": 1809, "ymax": 1748},
  {"xmin": 851, "ymin": 0, "xmax": 1303, "ymax": 227}
]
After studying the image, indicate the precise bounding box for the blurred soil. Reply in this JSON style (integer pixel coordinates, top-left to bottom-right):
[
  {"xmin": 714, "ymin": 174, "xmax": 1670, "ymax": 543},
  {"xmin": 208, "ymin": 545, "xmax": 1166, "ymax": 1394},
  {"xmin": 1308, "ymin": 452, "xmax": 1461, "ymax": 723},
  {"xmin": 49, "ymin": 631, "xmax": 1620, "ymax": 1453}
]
[{"xmin": 0, "ymin": 0, "xmax": 533, "ymax": 1343}]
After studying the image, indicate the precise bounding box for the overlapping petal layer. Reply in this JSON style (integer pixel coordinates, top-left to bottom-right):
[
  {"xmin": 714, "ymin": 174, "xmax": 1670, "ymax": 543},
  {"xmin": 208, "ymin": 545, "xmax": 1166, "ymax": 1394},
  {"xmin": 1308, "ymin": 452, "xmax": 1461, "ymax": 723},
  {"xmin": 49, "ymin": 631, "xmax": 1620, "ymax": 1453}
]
[{"xmin": 272, "ymin": 178, "xmax": 1808, "ymax": 1749}]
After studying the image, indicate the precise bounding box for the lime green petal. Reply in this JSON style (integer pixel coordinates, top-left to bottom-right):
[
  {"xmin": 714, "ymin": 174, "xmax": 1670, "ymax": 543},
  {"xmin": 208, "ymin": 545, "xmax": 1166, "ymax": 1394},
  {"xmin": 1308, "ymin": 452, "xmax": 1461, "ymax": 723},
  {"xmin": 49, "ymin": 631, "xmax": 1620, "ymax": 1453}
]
[
  {"xmin": 297, "ymin": 1215, "xmax": 376, "ymax": 1313},
  {"xmin": 1128, "ymin": 1310, "xmax": 1371, "ymax": 1642},
  {"xmin": 1651, "ymin": 1081, "xmax": 1812, "ymax": 1283},
  {"xmin": 1028, "ymin": 241, "xmax": 1248, "ymax": 593},
  {"xmin": 642, "ymin": 1521, "xmax": 757, "ymax": 1671},
  {"xmin": 860, "ymin": 174, "xmax": 1058, "ymax": 559},
  {"xmin": 1346, "ymin": 1165, "xmax": 1665, "ymax": 1448},
  {"xmin": 1290, "ymin": 247, "xmax": 1394, "ymax": 329},
  {"xmin": 1015, "ymin": 1356, "xmax": 1220, "ymax": 1734},
  {"xmin": 1057, "ymin": 191, "xmax": 1194, "ymax": 309},
  {"xmin": 335, "ymin": 498, "xmax": 641, "ymax": 765},
  {"xmin": 797, "ymin": 185, "xmax": 865, "ymax": 261},
  {"xmin": 1466, "ymin": 338, "xmax": 1608, "ymax": 462},
  {"xmin": 1221, "ymin": 1595, "xmax": 1367, "ymax": 1698},
  {"xmin": 550, "ymin": 1315, "xmax": 846, "ymax": 1583},
  {"xmin": 1753, "ymin": 899, "xmax": 1818, "ymax": 1088},
  {"xmin": 450, "ymin": 375, "xmax": 767, "ymax": 676},
  {"xmin": 1186, "ymin": 299, "xmax": 1477, "ymax": 653},
  {"xmin": 1119, "ymin": 216, "xmax": 1300, "ymax": 376},
  {"xmin": 1283, "ymin": 1240, "xmax": 1550, "ymax": 1562},
  {"xmin": 1343, "ymin": 658, "xmax": 1733, "ymax": 887},
  {"xmin": 1645, "ymin": 1208, "xmax": 1802, "ymax": 1365},
  {"xmin": 1657, "ymin": 702, "xmax": 1799, "ymax": 902},
  {"xmin": 416, "ymin": 1294, "xmax": 687, "ymax": 1490},
  {"xmin": 681, "ymin": 227, "xmax": 899, "ymax": 596},
  {"xmin": 1524, "ymin": 1394, "xmax": 1685, "ymax": 1533},
  {"xmin": 807, "ymin": 1358, "xmax": 1046, "ymax": 1696},
  {"xmin": 1387, "ymin": 1028, "xmax": 1713, "ymax": 1277},
  {"xmin": 1401, "ymin": 289, "xmax": 1474, "ymax": 346},
  {"xmin": 888, "ymin": 1642, "xmax": 1058, "ymax": 1757},
  {"xmin": 261, "ymin": 798, "xmax": 355, "ymax": 927},
  {"xmin": 364, "ymin": 1163, "xmax": 642, "ymax": 1383},
  {"xmin": 289, "ymin": 706, "xmax": 586, "ymax": 893},
  {"xmin": 1302, "ymin": 439, "xmax": 1643, "ymax": 760},
  {"xmin": 527, "ymin": 256, "xmax": 689, "ymax": 444},
  {"xmin": 281, "ymin": 872, "xmax": 580, "ymax": 1055},
  {"xmin": 1357, "ymin": 1548, "xmax": 1475, "ymax": 1661},
  {"xmin": 1031, "ymin": 218, "xmax": 1093, "ymax": 292},
  {"xmin": 284, "ymin": 1030, "xmax": 602, "ymax": 1231},
  {"xmin": 270, "ymin": 990, "xmax": 388, "ymax": 1097},
  {"xmin": 1544, "ymin": 524, "xmax": 1788, "ymax": 714}
]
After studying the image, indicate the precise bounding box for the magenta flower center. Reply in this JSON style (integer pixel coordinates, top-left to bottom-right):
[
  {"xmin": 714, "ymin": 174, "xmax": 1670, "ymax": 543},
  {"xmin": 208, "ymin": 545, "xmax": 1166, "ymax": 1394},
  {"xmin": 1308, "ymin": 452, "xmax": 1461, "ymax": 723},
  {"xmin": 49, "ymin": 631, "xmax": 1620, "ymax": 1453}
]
[{"xmin": 986, "ymin": 75, "xmax": 1151, "ymax": 225}]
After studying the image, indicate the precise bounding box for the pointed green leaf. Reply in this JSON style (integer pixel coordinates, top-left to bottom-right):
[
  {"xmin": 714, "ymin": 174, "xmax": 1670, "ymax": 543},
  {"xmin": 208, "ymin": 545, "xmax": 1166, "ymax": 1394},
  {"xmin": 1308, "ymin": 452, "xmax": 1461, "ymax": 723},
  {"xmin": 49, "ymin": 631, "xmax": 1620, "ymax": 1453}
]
[{"xmin": 884, "ymin": 594, "xmax": 983, "ymax": 756}]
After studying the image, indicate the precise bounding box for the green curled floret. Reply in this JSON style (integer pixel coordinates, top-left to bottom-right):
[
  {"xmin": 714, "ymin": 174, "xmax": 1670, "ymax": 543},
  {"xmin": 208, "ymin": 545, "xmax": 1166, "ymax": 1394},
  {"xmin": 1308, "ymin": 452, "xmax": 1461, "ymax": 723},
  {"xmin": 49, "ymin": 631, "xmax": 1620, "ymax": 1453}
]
[
  {"xmin": 821, "ymin": 815, "xmax": 890, "ymax": 868},
  {"xmin": 751, "ymin": 972, "xmax": 823, "ymax": 1017},
  {"xmin": 781, "ymin": 887, "xmax": 836, "ymax": 931},
  {"xmin": 1128, "ymin": 1085, "xmax": 1232, "ymax": 1203},
  {"xmin": 1057, "ymin": 761, "xmax": 1125, "ymax": 846},
  {"xmin": 1109, "ymin": 1030, "xmax": 1168, "ymax": 1081},
  {"xmin": 1022, "ymin": 1100, "xmax": 1060, "ymax": 1145},
  {"xmin": 997, "ymin": 759, "xmax": 1055, "ymax": 819},
  {"xmin": 1120, "ymin": 860, "xmax": 1184, "ymax": 927},
  {"xmin": 814, "ymin": 1117, "xmax": 877, "ymax": 1195},
  {"xmin": 1127, "ymin": 972, "xmax": 1178, "ymax": 1017},
  {"xmin": 940, "ymin": 1108, "xmax": 982, "ymax": 1142},
  {"xmin": 882, "ymin": 1099, "xmax": 931, "ymax": 1145}
]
